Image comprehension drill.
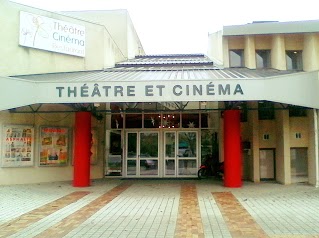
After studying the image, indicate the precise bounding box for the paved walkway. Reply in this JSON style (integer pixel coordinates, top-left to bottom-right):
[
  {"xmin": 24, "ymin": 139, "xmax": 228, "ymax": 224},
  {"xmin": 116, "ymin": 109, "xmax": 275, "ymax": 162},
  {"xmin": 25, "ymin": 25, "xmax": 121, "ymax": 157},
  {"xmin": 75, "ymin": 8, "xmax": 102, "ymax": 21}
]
[{"xmin": 0, "ymin": 179, "xmax": 319, "ymax": 238}]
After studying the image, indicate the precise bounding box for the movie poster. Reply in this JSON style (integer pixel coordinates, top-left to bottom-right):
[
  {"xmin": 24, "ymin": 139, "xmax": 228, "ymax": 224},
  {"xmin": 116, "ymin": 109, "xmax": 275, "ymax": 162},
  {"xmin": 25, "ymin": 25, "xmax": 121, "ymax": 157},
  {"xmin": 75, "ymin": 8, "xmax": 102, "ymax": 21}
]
[
  {"xmin": 1, "ymin": 125, "xmax": 34, "ymax": 167},
  {"xmin": 39, "ymin": 126, "xmax": 69, "ymax": 166}
]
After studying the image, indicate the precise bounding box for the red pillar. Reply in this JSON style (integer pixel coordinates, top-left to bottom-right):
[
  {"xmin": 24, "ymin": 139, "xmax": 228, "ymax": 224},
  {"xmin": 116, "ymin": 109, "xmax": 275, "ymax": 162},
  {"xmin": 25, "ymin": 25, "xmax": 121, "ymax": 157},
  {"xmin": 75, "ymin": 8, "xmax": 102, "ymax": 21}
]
[
  {"xmin": 73, "ymin": 111, "xmax": 91, "ymax": 187},
  {"xmin": 223, "ymin": 109, "xmax": 242, "ymax": 187}
]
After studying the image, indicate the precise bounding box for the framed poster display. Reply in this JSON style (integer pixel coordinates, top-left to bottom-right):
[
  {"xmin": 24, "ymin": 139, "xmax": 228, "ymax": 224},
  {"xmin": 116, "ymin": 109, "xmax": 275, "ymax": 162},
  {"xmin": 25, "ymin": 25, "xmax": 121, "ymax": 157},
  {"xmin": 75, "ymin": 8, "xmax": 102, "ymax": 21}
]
[
  {"xmin": 1, "ymin": 125, "xmax": 34, "ymax": 167},
  {"xmin": 39, "ymin": 126, "xmax": 69, "ymax": 166}
]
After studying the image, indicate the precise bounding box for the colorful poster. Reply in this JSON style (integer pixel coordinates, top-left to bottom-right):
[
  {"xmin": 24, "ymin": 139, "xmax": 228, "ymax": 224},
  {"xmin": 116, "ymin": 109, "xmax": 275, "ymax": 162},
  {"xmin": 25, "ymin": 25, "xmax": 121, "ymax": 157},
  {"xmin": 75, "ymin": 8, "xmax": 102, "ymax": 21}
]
[
  {"xmin": 39, "ymin": 127, "xmax": 69, "ymax": 166},
  {"xmin": 1, "ymin": 125, "xmax": 34, "ymax": 167}
]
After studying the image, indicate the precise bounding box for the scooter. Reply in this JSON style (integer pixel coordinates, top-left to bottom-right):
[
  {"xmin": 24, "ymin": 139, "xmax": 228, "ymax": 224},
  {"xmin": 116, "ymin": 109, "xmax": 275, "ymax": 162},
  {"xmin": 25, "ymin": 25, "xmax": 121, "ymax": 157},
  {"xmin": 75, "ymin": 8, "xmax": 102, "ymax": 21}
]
[{"xmin": 198, "ymin": 155, "xmax": 224, "ymax": 179}]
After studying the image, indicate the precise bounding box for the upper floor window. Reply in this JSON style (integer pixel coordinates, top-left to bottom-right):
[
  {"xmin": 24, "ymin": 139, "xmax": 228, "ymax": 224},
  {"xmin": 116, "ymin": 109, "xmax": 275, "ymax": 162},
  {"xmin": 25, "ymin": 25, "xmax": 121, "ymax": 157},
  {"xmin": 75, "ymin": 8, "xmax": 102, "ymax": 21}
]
[
  {"xmin": 256, "ymin": 50, "xmax": 271, "ymax": 68},
  {"xmin": 258, "ymin": 101, "xmax": 275, "ymax": 120},
  {"xmin": 229, "ymin": 50, "xmax": 244, "ymax": 67},
  {"xmin": 286, "ymin": 51, "xmax": 303, "ymax": 70},
  {"xmin": 289, "ymin": 105, "xmax": 307, "ymax": 117}
]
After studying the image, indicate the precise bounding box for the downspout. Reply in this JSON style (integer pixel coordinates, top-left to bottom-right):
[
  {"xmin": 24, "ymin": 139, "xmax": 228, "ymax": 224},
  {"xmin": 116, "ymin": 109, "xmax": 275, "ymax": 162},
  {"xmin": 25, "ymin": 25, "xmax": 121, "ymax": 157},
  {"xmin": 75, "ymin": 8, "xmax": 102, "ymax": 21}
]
[{"xmin": 314, "ymin": 109, "xmax": 319, "ymax": 187}]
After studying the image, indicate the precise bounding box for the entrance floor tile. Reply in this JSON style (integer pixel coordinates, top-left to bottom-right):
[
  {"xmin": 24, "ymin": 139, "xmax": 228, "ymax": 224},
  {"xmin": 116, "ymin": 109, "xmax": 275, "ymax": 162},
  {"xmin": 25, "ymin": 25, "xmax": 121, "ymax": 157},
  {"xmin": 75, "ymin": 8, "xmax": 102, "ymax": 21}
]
[{"xmin": 1, "ymin": 179, "xmax": 319, "ymax": 237}]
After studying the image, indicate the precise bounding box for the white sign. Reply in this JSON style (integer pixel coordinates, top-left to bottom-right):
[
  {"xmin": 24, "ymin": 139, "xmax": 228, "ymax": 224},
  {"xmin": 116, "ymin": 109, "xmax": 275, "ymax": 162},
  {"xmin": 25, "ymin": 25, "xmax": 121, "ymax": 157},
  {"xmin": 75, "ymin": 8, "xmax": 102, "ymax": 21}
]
[{"xmin": 19, "ymin": 11, "xmax": 85, "ymax": 57}]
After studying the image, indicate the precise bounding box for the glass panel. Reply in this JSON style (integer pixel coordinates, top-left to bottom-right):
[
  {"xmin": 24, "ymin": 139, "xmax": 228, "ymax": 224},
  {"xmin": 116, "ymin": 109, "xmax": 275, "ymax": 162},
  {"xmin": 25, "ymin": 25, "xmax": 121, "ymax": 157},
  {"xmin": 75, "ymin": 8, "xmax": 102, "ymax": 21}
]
[
  {"xmin": 144, "ymin": 114, "xmax": 160, "ymax": 128},
  {"xmin": 201, "ymin": 113, "xmax": 208, "ymax": 128},
  {"xmin": 289, "ymin": 106, "xmax": 307, "ymax": 117},
  {"xmin": 143, "ymin": 102, "xmax": 164, "ymax": 111},
  {"xmin": 165, "ymin": 132, "xmax": 175, "ymax": 158},
  {"xmin": 111, "ymin": 114, "xmax": 123, "ymax": 129},
  {"xmin": 140, "ymin": 132, "xmax": 158, "ymax": 158},
  {"xmin": 259, "ymin": 149, "xmax": 275, "ymax": 179},
  {"xmin": 201, "ymin": 130, "xmax": 218, "ymax": 163},
  {"xmin": 124, "ymin": 102, "xmax": 142, "ymax": 111},
  {"xmin": 183, "ymin": 102, "xmax": 200, "ymax": 110},
  {"xmin": 110, "ymin": 103, "xmax": 122, "ymax": 112},
  {"xmin": 291, "ymin": 148, "xmax": 308, "ymax": 182},
  {"xmin": 258, "ymin": 101, "xmax": 275, "ymax": 120},
  {"xmin": 140, "ymin": 159, "xmax": 158, "ymax": 175},
  {"xmin": 182, "ymin": 114, "xmax": 199, "ymax": 128},
  {"xmin": 107, "ymin": 130, "xmax": 122, "ymax": 176},
  {"xmin": 127, "ymin": 160, "xmax": 136, "ymax": 175},
  {"xmin": 178, "ymin": 132, "xmax": 197, "ymax": 157},
  {"xmin": 161, "ymin": 113, "xmax": 180, "ymax": 128},
  {"xmin": 126, "ymin": 114, "xmax": 142, "ymax": 128},
  {"xmin": 178, "ymin": 159, "xmax": 197, "ymax": 175},
  {"xmin": 165, "ymin": 159, "xmax": 175, "ymax": 175},
  {"xmin": 127, "ymin": 133, "xmax": 137, "ymax": 158}
]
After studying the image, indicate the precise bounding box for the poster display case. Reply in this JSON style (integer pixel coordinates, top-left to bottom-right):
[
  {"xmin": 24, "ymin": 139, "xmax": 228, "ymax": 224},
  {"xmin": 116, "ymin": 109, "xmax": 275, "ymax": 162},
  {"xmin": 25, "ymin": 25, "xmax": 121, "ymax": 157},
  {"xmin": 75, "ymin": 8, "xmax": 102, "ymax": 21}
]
[
  {"xmin": 1, "ymin": 125, "xmax": 34, "ymax": 167},
  {"xmin": 39, "ymin": 126, "xmax": 70, "ymax": 166}
]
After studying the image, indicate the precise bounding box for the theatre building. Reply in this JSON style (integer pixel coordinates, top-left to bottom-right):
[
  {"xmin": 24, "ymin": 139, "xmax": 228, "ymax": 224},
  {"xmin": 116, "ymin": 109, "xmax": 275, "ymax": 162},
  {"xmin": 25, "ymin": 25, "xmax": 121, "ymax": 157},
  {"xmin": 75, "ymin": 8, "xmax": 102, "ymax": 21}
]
[{"xmin": 1, "ymin": 0, "xmax": 319, "ymax": 187}]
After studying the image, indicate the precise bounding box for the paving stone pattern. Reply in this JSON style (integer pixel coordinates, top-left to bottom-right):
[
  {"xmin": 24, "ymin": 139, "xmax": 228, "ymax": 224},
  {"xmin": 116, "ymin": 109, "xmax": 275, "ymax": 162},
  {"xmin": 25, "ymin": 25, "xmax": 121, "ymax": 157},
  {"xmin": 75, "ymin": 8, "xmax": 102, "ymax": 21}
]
[{"xmin": 0, "ymin": 179, "xmax": 319, "ymax": 238}]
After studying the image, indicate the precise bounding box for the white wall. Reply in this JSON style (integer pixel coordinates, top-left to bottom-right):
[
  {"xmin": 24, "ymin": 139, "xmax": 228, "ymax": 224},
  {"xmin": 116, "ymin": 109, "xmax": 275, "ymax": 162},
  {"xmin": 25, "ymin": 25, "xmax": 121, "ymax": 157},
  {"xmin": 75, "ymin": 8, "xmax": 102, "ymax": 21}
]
[
  {"xmin": 0, "ymin": 0, "xmax": 126, "ymax": 76},
  {"xmin": 0, "ymin": 106, "xmax": 105, "ymax": 185},
  {"xmin": 64, "ymin": 9, "xmax": 145, "ymax": 60}
]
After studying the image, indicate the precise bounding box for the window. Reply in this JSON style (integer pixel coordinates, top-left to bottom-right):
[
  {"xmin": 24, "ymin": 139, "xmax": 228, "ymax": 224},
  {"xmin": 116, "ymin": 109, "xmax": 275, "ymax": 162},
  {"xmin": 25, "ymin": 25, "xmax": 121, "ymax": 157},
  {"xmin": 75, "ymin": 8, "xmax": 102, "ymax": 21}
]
[
  {"xmin": 289, "ymin": 105, "xmax": 307, "ymax": 117},
  {"xmin": 286, "ymin": 51, "xmax": 303, "ymax": 70},
  {"xmin": 240, "ymin": 102, "xmax": 248, "ymax": 122},
  {"xmin": 256, "ymin": 50, "xmax": 271, "ymax": 68},
  {"xmin": 229, "ymin": 50, "xmax": 244, "ymax": 67},
  {"xmin": 258, "ymin": 101, "xmax": 275, "ymax": 120},
  {"xmin": 182, "ymin": 113, "xmax": 199, "ymax": 128}
]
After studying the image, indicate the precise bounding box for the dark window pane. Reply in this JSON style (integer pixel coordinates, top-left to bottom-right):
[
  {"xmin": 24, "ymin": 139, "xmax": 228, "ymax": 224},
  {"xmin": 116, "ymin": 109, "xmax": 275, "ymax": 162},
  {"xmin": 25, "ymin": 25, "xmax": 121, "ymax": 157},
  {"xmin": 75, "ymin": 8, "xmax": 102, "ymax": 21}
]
[
  {"xmin": 289, "ymin": 106, "xmax": 307, "ymax": 117},
  {"xmin": 111, "ymin": 114, "xmax": 123, "ymax": 129},
  {"xmin": 182, "ymin": 114, "xmax": 199, "ymax": 128},
  {"xmin": 144, "ymin": 114, "xmax": 160, "ymax": 128},
  {"xmin": 258, "ymin": 101, "xmax": 275, "ymax": 120},
  {"xmin": 201, "ymin": 113, "xmax": 208, "ymax": 128},
  {"xmin": 126, "ymin": 114, "xmax": 142, "ymax": 128},
  {"xmin": 161, "ymin": 113, "xmax": 180, "ymax": 128}
]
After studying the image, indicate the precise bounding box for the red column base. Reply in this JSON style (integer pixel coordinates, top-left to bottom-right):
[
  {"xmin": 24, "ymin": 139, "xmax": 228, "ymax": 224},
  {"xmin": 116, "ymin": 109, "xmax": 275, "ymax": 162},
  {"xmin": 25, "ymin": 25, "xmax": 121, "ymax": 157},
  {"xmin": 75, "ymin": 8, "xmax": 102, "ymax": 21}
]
[
  {"xmin": 223, "ymin": 109, "xmax": 242, "ymax": 188},
  {"xmin": 73, "ymin": 111, "xmax": 91, "ymax": 187}
]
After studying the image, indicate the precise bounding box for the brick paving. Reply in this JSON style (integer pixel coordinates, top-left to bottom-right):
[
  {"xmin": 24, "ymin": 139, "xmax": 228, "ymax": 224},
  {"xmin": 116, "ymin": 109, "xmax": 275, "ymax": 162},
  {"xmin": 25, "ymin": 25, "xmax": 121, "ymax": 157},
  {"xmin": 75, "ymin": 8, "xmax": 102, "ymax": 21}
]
[
  {"xmin": 0, "ymin": 179, "xmax": 319, "ymax": 237},
  {"xmin": 175, "ymin": 183, "xmax": 204, "ymax": 238},
  {"xmin": 0, "ymin": 191, "xmax": 89, "ymax": 238},
  {"xmin": 34, "ymin": 182, "xmax": 132, "ymax": 238},
  {"xmin": 213, "ymin": 191, "xmax": 268, "ymax": 238}
]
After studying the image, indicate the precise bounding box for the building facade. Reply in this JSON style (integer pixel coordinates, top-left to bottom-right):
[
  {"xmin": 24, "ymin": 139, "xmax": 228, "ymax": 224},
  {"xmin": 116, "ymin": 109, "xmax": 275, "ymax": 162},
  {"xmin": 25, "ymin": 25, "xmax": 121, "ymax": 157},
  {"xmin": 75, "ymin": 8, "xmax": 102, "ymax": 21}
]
[
  {"xmin": 207, "ymin": 20, "xmax": 319, "ymax": 186},
  {"xmin": 1, "ymin": 0, "xmax": 319, "ymax": 186}
]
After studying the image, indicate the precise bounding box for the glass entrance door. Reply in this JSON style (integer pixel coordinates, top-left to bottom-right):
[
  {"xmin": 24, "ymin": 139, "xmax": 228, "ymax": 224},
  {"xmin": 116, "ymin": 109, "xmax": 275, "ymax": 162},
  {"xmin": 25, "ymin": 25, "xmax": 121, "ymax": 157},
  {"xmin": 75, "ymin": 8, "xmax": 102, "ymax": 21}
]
[
  {"xmin": 164, "ymin": 132, "xmax": 176, "ymax": 176},
  {"xmin": 164, "ymin": 131, "xmax": 198, "ymax": 177},
  {"xmin": 259, "ymin": 149, "xmax": 275, "ymax": 180},
  {"xmin": 126, "ymin": 131, "xmax": 159, "ymax": 177}
]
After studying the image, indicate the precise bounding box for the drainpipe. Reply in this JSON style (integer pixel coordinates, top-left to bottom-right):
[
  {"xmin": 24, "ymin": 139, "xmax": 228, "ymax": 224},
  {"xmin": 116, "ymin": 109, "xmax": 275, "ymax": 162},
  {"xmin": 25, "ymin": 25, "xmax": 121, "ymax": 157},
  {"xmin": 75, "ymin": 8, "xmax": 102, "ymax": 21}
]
[{"xmin": 314, "ymin": 109, "xmax": 319, "ymax": 187}]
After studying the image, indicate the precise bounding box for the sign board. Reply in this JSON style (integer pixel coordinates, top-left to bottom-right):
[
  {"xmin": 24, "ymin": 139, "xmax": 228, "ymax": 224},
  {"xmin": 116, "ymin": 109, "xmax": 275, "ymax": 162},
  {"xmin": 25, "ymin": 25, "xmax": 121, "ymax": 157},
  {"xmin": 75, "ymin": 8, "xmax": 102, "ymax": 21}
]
[{"xmin": 19, "ymin": 11, "xmax": 85, "ymax": 57}]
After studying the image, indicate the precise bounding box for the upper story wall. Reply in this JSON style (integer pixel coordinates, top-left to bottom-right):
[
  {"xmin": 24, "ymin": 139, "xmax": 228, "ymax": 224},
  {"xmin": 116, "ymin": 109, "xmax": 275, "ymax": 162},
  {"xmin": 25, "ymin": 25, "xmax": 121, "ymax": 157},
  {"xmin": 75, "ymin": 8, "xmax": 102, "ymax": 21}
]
[
  {"xmin": 207, "ymin": 20, "xmax": 319, "ymax": 71},
  {"xmin": 0, "ymin": 0, "xmax": 130, "ymax": 76},
  {"xmin": 64, "ymin": 10, "xmax": 145, "ymax": 59}
]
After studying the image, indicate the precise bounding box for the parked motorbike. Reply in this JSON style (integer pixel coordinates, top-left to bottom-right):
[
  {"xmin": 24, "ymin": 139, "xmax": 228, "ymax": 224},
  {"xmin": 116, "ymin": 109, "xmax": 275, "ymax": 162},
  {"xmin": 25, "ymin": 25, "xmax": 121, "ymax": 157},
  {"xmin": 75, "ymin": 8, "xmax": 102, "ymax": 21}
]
[{"xmin": 198, "ymin": 155, "xmax": 224, "ymax": 179}]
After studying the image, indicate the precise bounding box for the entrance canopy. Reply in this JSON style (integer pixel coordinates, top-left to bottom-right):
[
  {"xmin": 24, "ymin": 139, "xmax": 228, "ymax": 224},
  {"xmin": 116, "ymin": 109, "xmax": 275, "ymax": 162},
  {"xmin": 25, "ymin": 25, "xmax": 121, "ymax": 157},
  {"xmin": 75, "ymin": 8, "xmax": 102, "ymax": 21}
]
[{"xmin": 2, "ymin": 54, "xmax": 319, "ymax": 111}]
